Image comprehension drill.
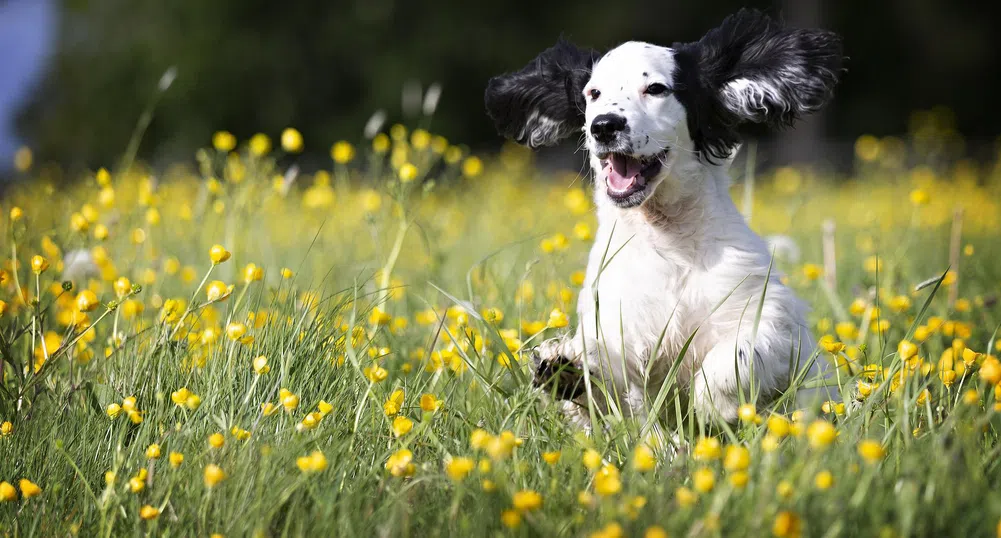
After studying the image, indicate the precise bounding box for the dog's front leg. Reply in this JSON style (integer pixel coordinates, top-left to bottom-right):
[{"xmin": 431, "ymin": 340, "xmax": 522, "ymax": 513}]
[{"xmin": 531, "ymin": 332, "xmax": 597, "ymax": 430}]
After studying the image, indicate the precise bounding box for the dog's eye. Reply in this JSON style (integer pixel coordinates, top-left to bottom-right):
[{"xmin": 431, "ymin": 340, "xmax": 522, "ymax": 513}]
[
  {"xmin": 644, "ymin": 83, "xmax": 670, "ymax": 96},
  {"xmin": 588, "ymin": 89, "xmax": 601, "ymax": 100}
]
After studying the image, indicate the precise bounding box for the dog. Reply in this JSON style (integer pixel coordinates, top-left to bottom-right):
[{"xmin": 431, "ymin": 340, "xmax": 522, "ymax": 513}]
[{"xmin": 484, "ymin": 9, "xmax": 844, "ymax": 428}]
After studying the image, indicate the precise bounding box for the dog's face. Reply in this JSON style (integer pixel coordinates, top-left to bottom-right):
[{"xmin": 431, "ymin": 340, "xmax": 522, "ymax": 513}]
[
  {"xmin": 582, "ymin": 42, "xmax": 686, "ymax": 207},
  {"xmin": 485, "ymin": 9, "xmax": 844, "ymax": 209}
]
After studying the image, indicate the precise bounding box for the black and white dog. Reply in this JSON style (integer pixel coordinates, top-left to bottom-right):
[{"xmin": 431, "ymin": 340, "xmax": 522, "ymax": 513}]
[{"xmin": 485, "ymin": 9, "xmax": 844, "ymax": 427}]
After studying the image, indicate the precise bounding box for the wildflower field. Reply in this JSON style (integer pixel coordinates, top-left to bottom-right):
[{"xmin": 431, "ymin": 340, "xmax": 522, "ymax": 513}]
[{"xmin": 2, "ymin": 110, "xmax": 1001, "ymax": 537}]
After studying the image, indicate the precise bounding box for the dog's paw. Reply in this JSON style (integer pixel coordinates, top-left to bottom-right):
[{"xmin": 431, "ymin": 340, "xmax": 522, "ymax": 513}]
[{"xmin": 531, "ymin": 337, "xmax": 586, "ymax": 401}]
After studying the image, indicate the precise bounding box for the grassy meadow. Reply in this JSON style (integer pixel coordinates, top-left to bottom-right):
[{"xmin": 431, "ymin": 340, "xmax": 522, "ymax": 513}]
[{"xmin": 2, "ymin": 111, "xmax": 1001, "ymax": 537}]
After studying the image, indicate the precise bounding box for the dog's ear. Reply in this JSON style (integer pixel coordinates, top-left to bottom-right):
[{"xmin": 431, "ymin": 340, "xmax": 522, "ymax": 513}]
[
  {"xmin": 673, "ymin": 9, "xmax": 844, "ymax": 161},
  {"xmin": 485, "ymin": 39, "xmax": 599, "ymax": 148}
]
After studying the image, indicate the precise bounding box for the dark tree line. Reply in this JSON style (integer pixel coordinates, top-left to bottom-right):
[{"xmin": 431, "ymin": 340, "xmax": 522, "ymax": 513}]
[{"xmin": 14, "ymin": 0, "xmax": 1001, "ymax": 169}]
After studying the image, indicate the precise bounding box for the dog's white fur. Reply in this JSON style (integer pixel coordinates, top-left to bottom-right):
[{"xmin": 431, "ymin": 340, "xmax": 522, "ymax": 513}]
[{"xmin": 538, "ymin": 42, "xmax": 837, "ymax": 427}]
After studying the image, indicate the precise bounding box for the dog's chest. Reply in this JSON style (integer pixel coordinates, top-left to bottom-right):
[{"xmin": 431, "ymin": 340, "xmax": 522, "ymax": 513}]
[{"xmin": 578, "ymin": 218, "xmax": 712, "ymax": 362}]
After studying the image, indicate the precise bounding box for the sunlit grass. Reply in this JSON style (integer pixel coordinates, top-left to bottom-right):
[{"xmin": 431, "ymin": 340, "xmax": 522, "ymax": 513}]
[{"xmin": 2, "ymin": 112, "xmax": 1001, "ymax": 536}]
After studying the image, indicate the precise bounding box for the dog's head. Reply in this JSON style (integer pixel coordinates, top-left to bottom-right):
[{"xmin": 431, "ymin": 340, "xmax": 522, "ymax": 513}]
[{"xmin": 485, "ymin": 9, "xmax": 844, "ymax": 208}]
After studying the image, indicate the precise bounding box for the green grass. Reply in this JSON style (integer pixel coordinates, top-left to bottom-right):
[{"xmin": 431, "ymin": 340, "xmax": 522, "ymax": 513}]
[{"xmin": 2, "ymin": 128, "xmax": 1001, "ymax": 537}]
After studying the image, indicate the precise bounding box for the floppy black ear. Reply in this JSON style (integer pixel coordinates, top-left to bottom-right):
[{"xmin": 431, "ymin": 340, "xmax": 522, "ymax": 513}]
[
  {"xmin": 485, "ymin": 39, "xmax": 599, "ymax": 148},
  {"xmin": 673, "ymin": 9, "xmax": 845, "ymax": 161}
]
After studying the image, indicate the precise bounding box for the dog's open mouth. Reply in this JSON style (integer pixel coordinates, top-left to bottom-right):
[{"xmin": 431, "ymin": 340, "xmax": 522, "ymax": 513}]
[{"xmin": 600, "ymin": 151, "xmax": 668, "ymax": 204}]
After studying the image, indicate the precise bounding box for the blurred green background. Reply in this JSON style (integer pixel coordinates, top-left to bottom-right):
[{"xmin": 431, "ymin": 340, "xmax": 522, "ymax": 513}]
[{"xmin": 2, "ymin": 0, "xmax": 999, "ymax": 171}]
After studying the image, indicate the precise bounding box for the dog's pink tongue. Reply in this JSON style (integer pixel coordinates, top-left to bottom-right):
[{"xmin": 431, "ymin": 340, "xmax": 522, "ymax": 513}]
[{"xmin": 607, "ymin": 154, "xmax": 643, "ymax": 191}]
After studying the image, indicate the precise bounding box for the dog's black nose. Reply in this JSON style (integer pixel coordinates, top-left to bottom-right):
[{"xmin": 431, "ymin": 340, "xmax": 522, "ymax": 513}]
[{"xmin": 590, "ymin": 113, "xmax": 627, "ymax": 144}]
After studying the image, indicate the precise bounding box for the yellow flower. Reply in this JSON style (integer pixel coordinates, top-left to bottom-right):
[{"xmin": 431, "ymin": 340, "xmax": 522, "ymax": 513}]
[
  {"xmin": 209, "ymin": 244, "xmax": 231, "ymax": 265},
  {"xmin": 261, "ymin": 402, "xmax": 279, "ymax": 416},
  {"xmin": 420, "ymin": 393, "xmax": 442, "ymax": 412},
  {"xmin": 242, "ymin": 263, "xmax": 263, "ymax": 284},
  {"xmin": 364, "ymin": 366, "xmax": 389, "ymax": 383},
  {"xmin": 31, "ymin": 255, "xmax": 49, "ymax": 274},
  {"xmin": 500, "ymin": 509, "xmax": 521, "ymax": 528},
  {"xmin": 249, "ymin": 133, "xmax": 271, "ymax": 156},
  {"xmin": 296, "ymin": 450, "xmax": 329, "ymax": 473},
  {"xmin": 836, "ymin": 321, "xmax": 858, "ymax": 341},
  {"xmin": 331, "ymin": 141, "xmax": 356, "ymax": 164},
  {"xmin": 940, "ymin": 369, "xmax": 957, "ymax": 387},
  {"xmin": 806, "ymin": 420, "xmax": 837, "ymax": 449},
  {"xmin": 73, "ymin": 290, "xmax": 100, "ymax": 313},
  {"xmin": 674, "ymin": 486, "xmax": 697, "ymax": 508},
  {"xmin": 909, "ymin": 188, "xmax": 930, "ymax": 206},
  {"xmin": 761, "ymin": 434, "xmax": 781, "ymax": 453},
  {"xmin": 18, "ymin": 479, "xmax": 41, "ymax": 498},
  {"xmin": 592, "ymin": 522, "xmax": 625, "ymax": 538},
  {"xmin": 766, "ymin": 415, "xmax": 790, "ymax": 437},
  {"xmin": 385, "ymin": 449, "xmax": 415, "ymax": 477},
  {"xmin": 962, "ymin": 348, "xmax": 982, "ymax": 366},
  {"xmin": 772, "ymin": 511, "xmax": 801, "ymax": 537},
  {"xmin": 226, "ymin": 321, "xmax": 247, "ymax": 341},
  {"xmin": 399, "ymin": 163, "xmax": 419, "ymax": 183},
  {"xmin": 645, "ymin": 526, "xmax": 669, "ymax": 538},
  {"xmin": 802, "ymin": 263, "xmax": 822, "ymax": 280},
  {"xmin": 548, "ymin": 308, "xmax": 569, "ymax": 328},
  {"xmin": 252, "ymin": 355, "xmax": 270, "ymax": 375},
  {"xmin": 863, "ymin": 256, "xmax": 883, "ymax": 274},
  {"xmin": 857, "ymin": 439, "xmax": 885, "ymax": 464},
  {"xmin": 485, "ymin": 431, "xmax": 518, "ymax": 460},
  {"xmin": 70, "ymin": 212, "xmax": 89, "ymax": 233},
  {"xmin": 737, "ymin": 403, "xmax": 757, "ymax": 422},
  {"xmin": 980, "ymin": 356, "xmax": 1001, "ymax": 385},
  {"xmin": 391, "ymin": 416, "xmax": 414, "ymax": 437},
  {"xmin": 723, "ymin": 445, "xmax": 750, "ymax": 472},
  {"xmin": 204, "ymin": 464, "xmax": 226, "ymax": 488},
  {"xmin": 693, "ymin": 436, "xmax": 722, "ymax": 461},
  {"xmin": 897, "ymin": 340, "xmax": 918, "ymax": 360},
  {"xmin": 317, "ymin": 400, "xmax": 334, "ymax": 417},
  {"xmin": 139, "ymin": 505, "xmax": 160, "ymax": 520},
  {"xmin": 818, "ymin": 335, "xmax": 845, "ymax": 354},
  {"xmin": 461, "ymin": 156, "xmax": 483, "ymax": 177},
  {"xmin": 299, "ymin": 412, "xmax": 322, "ymax": 431},
  {"xmin": 212, "ymin": 131, "xmax": 237, "ymax": 152},
  {"xmin": 208, "ymin": 432, "xmax": 225, "ymax": 448},
  {"xmin": 280, "ymin": 267, "xmax": 294, "ymax": 279},
  {"xmin": 814, "ymin": 470, "xmax": 834, "ymax": 490},
  {"xmin": 582, "ymin": 448, "xmax": 602, "ymax": 470},
  {"xmin": 692, "ymin": 468, "xmax": 715, "ymax": 493},
  {"xmin": 512, "ymin": 489, "xmax": 543, "ymax": 511},
  {"xmin": 145, "ymin": 444, "xmax": 162, "ymax": 460},
  {"xmin": 632, "ymin": 444, "xmax": 656, "ymax": 472},
  {"xmin": 481, "ymin": 307, "xmax": 504, "ymax": 323},
  {"xmin": 384, "ymin": 389, "xmax": 405, "ymax": 416},
  {"xmin": 281, "ymin": 391, "xmax": 300, "ymax": 411},
  {"xmin": 594, "ymin": 464, "xmax": 622, "ymax": 496},
  {"xmin": 822, "ymin": 400, "xmax": 846, "ymax": 415},
  {"xmin": 0, "ymin": 482, "xmax": 17, "ymax": 502},
  {"xmin": 776, "ymin": 480, "xmax": 794, "ymax": 498},
  {"xmin": 889, "ymin": 295, "xmax": 912, "ymax": 313},
  {"xmin": 0, "ymin": 421, "xmax": 12, "ymax": 437},
  {"xmin": 281, "ymin": 128, "xmax": 304, "ymax": 153},
  {"xmin": 369, "ymin": 307, "xmax": 392, "ymax": 326},
  {"xmin": 470, "ymin": 429, "xmax": 492, "ymax": 450},
  {"xmin": 169, "ymin": 451, "xmax": 184, "ymax": 468},
  {"xmin": 541, "ymin": 451, "xmax": 562, "ymax": 465},
  {"xmin": 445, "ymin": 457, "xmax": 475, "ymax": 481},
  {"xmin": 106, "ymin": 403, "xmax": 122, "ymax": 419}
]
